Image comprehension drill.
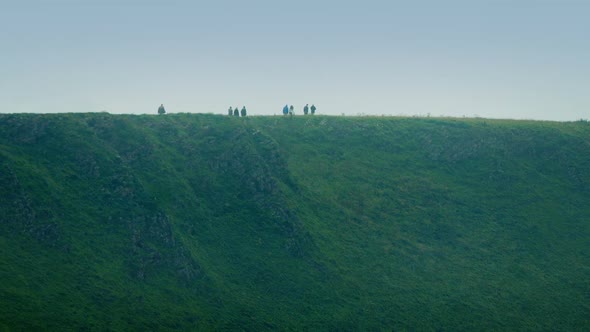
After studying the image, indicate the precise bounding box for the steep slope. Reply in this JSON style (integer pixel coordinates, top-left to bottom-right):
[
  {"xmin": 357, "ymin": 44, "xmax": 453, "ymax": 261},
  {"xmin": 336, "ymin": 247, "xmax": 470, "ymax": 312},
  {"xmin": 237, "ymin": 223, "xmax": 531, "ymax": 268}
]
[{"xmin": 1, "ymin": 113, "xmax": 589, "ymax": 330}]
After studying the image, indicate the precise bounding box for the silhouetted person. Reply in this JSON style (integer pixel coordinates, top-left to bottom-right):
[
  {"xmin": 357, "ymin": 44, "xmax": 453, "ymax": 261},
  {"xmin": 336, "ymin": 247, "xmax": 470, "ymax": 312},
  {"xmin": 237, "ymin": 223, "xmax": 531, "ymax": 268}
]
[
  {"xmin": 228, "ymin": 106, "xmax": 233, "ymax": 116},
  {"xmin": 311, "ymin": 104, "xmax": 316, "ymax": 115},
  {"xmin": 303, "ymin": 104, "xmax": 309, "ymax": 115},
  {"xmin": 234, "ymin": 107, "xmax": 240, "ymax": 116},
  {"xmin": 241, "ymin": 106, "xmax": 247, "ymax": 117},
  {"xmin": 158, "ymin": 104, "xmax": 166, "ymax": 115},
  {"xmin": 289, "ymin": 105, "xmax": 294, "ymax": 116},
  {"xmin": 283, "ymin": 104, "xmax": 289, "ymax": 115}
]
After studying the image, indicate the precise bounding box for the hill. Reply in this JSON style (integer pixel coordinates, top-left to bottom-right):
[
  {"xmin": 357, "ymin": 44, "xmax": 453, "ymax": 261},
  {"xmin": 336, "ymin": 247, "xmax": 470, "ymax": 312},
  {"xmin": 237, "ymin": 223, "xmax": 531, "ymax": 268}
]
[{"xmin": 1, "ymin": 113, "xmax": 589, "ymax": 330}]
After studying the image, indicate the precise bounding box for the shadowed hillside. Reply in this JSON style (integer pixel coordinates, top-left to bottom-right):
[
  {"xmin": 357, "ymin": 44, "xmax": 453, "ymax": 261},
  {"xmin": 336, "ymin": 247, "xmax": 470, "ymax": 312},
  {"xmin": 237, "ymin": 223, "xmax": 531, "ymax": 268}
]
[{"xmin": 1, "ymin": 113, "xmax": 589, "ymax": 330}]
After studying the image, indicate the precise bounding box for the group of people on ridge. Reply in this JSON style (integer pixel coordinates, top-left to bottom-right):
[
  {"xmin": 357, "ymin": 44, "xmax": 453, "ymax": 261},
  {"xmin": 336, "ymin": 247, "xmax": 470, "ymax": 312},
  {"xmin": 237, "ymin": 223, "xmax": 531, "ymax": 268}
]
[
  {"xmin": 158, "ymin": 103, "xmax": 316, "ymax": 116},
  {"xmin": 228, "ymin": 106, "xmax": 247, "ymax": 117},
  {"xmin": 283, "ymin": 104, "xmax": 316, "ymax": 116}
]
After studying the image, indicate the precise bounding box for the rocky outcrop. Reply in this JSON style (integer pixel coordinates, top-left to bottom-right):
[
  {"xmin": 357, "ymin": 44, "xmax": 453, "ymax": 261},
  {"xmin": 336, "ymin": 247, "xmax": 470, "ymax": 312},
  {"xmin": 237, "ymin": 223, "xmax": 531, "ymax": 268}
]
[
  {"xmin": 207, "ymin": 128, "xmax": 313, "ymax": 257},
  {"xmin": 0, "ymin": 159, "xmax": 61, "ymax": 247}
]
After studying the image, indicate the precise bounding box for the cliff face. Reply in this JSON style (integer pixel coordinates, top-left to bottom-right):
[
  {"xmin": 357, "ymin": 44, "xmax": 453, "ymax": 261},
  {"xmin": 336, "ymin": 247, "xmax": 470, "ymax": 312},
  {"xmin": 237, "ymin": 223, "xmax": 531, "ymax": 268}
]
[{"xmin": 1, "ymin": 113, "xmax": 589, "ymax": 330}]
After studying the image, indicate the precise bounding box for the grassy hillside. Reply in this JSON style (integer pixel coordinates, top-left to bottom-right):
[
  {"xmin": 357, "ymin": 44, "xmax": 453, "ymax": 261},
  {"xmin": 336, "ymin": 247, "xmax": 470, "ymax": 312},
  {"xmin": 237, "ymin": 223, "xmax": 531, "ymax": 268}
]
[{"xmin": 1, "ymin": 113, "xmax": 589, "ymax": 330}]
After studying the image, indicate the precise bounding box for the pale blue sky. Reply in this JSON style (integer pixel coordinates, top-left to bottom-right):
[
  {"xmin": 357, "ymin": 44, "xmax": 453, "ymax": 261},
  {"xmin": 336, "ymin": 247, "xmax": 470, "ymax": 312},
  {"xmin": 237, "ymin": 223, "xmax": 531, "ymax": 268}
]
[{"xmin": 1, "ymin": 0, "xmax": 589, "ymax": 120}]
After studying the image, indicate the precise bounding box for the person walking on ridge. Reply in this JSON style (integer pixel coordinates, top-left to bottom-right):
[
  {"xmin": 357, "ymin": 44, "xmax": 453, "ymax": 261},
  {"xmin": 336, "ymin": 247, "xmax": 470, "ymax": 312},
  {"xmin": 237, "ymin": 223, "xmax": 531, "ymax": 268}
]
[
  {"xmin": 289, "ymin": 105, "xmax": 294, "ymax": 116},
  {"xmin": 234, "ymin": 107, "xmax": 240, "ymax": 116},
  {"xmin": 303, "ymin": 104, "xmax": 309, "ymax": 115},
  {"xmin": 228, "ymin": 106, "xmax": 233, "ymax": 116},
  {"xmin": 283, "ymin": 104, "xmax": 289, "ymax": 116},
  {"xmin": 158, "ymin": 104, "xmax": 166, "ymax": 115},
  {"xmin": 241, "ymin": 106, "xmax": 247, "ymax": 117},
  {"xmin": 311, "ymin": 104, "xmax": 316, "ymax": 115}
]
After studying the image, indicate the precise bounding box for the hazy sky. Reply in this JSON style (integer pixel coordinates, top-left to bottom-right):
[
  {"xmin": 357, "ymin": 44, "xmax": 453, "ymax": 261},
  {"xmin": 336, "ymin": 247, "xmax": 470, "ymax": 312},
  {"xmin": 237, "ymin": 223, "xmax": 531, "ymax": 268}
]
[{"xmin": 1, "ymin": 0, "xmax": 589, "ymax": 120}]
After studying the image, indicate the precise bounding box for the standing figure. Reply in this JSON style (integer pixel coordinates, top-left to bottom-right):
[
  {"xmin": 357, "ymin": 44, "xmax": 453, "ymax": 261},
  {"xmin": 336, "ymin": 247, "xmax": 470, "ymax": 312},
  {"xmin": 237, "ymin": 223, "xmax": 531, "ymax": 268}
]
[
  {"xmin": 228, "ymin": 106, "xmax": 233, "ymax": 116},
  {"xmin": 289, "ymin": 105, "xmax": 294, "ymax": 116},
  {"xmin": 283, "ymin": 104, "xmax": 289, "ymax": 116},
  {"xmin": 241, "ymin": 106, "xmax": 247, "ymax": 117},
  {"xmin": 303, "ymin": 104, "xmax": 309, "ymax": 115},
  {"xmin": 311, "ymin": 104, "xmax": 316, "ymax": 115},
  {"xmin": 158, "ymin": 104, "xmax": 166, "ymax": 115},
  {"xmin": 234, "ymin": 107, "xmax": 240, "ymax": 116}
]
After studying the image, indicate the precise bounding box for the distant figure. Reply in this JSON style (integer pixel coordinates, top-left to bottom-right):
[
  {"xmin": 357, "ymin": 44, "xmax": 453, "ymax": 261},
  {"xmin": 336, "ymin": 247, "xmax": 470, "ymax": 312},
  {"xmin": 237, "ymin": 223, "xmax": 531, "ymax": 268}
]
[
  {"xmin": 303, "ymin": 104, "xmax": 309, "ymax": 115},
  {"xmin": 234, "ymin": 107, "xmax": 240, "ymax": 116},
  {"xmin": 158, "ymin": 104, "xmax": 166, "ymax": 115},
  {"xmin": 228, "ymin": 106, "xmax": 233, "ymax": 116},
  {"xmin": 289, "ymin": 105, "xmax": 294, "ymax": 116},
  {"xmin": 311, "ymin": 104, "xmax": 316, "ymax": 115},
  {"xmin": 283, "ymin": 104, "xmax": 289, "ymax": 116},
  {"xmin": 241, "ymin": 106, "xmax": 247, "ymax": 117}
]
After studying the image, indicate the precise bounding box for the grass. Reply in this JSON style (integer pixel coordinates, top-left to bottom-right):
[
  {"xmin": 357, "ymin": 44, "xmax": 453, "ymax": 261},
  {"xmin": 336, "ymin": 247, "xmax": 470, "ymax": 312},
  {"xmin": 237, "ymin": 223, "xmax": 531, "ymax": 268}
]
[{"xmin": 1, "ymin": 113, "xmax": 589, "ymax": 330}]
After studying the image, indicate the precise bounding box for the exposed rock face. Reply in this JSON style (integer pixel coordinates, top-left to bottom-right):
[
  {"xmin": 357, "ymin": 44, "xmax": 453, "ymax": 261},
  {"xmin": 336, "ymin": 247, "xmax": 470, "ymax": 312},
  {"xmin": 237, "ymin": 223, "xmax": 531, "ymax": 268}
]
[
  {"xmin": 96, "ymin": 163, "xmax": 202, "ymax": 282},
  {"xmin": 127, "ymin": 211, "xmax": 200, "ymax": 281},
  {"xmin": 207, "ymin": 128, "xmax": 312, "ymax": 257}
]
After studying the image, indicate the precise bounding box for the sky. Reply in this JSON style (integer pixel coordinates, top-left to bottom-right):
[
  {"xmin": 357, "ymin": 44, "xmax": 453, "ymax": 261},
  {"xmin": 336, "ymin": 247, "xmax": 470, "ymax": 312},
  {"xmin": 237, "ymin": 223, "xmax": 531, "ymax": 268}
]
[{"xmin": 1, "ymin": 0, "xmax": 589, "ymax": 120}]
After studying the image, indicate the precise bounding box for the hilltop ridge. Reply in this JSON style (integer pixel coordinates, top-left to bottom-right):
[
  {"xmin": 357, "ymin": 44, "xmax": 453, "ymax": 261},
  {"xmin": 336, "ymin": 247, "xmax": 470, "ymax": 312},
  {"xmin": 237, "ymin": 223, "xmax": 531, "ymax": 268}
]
[{"xmin": 1, "ymin": 113, "xmax": 589, "ymax": 330}]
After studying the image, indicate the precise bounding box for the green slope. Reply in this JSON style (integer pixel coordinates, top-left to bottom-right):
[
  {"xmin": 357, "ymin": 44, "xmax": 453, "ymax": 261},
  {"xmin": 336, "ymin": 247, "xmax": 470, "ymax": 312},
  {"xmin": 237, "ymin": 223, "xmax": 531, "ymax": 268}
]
[{"xmin": 1, "ymin": 113, "xmax": 589, "ymax": 330}]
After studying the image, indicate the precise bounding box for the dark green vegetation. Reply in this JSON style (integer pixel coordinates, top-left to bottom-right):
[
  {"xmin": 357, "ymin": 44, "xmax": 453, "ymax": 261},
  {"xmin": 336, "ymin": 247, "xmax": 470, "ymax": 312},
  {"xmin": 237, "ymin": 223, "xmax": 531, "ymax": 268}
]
[{"xmin": 1, "ymin": 113, "xmax": 589, "ymax": 330}]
